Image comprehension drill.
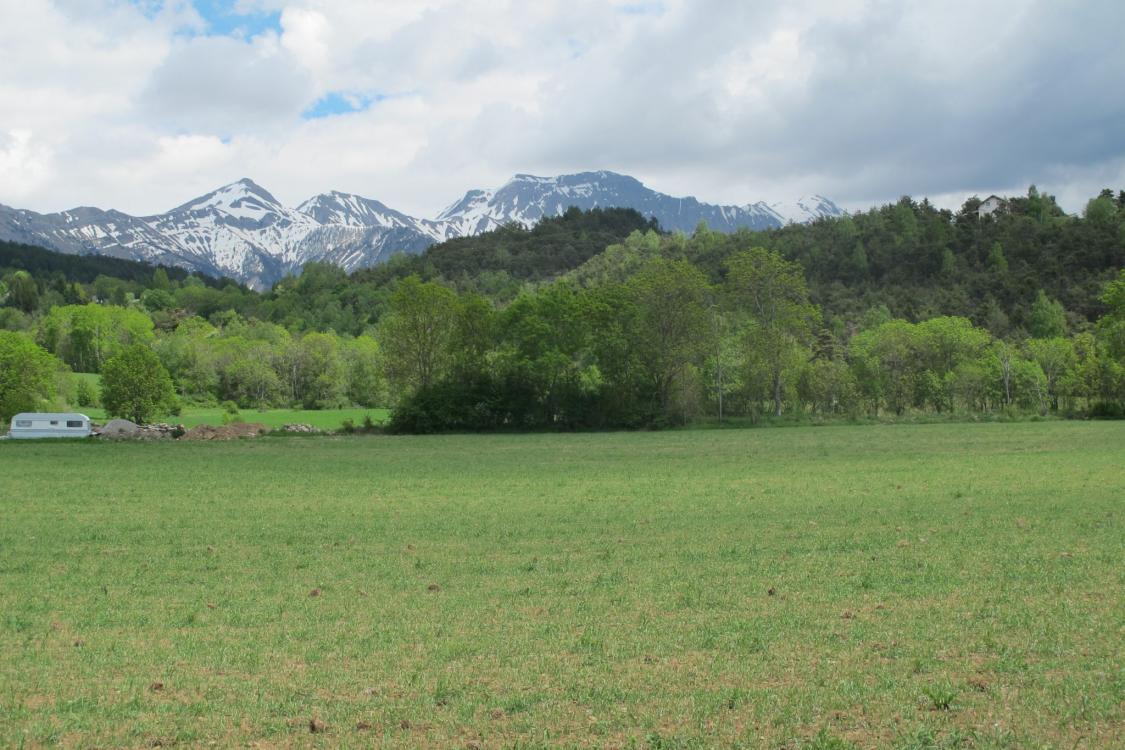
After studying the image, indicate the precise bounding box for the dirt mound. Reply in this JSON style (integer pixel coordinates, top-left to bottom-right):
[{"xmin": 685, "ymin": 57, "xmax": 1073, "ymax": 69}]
[{"xmin": 181, "ymin": 423, "xmax": 267, "ymax": 441}]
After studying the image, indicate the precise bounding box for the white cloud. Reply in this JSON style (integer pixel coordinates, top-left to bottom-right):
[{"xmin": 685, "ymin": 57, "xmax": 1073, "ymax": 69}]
[
  {"xmin": 140, "ymin": 33, "xmax": 313, "ymax": 135},
  {"xmin": 280, "ymin": 7, "xmax": 330, "ymax": 73},
  {"xmin": 0, "ymin": 130, "xmax": 54, "ymax": 199},
  {"xmin": 1, "ymin": 0, "xmax": 1123, "ymax": 217}
]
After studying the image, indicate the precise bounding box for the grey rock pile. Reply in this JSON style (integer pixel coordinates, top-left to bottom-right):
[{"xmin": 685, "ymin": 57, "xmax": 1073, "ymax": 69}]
[
  {"xmin": 95, "ymin": 420, "xmax": 184, "ymax": 439},
  {"xmin": 282, "ymin": 423, "xmax": 320, "ymax": 434}
]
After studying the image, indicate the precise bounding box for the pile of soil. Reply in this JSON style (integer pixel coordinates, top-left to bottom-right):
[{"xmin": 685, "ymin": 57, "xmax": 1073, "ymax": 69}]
[{"xmin": 181, "ymin": 423, "xmax": 268, "ymax": 441}]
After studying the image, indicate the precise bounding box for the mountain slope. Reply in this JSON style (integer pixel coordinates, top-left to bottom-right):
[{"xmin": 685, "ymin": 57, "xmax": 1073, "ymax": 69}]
[
  {"xmin": 0, "ymin": 204, "xmax": 218, "ymax": 276},
  {"xmin": 0, "ymin": 179, "xmax": 442, "ymax": 289},
  {"xmin": 0, "ymin": 173, "xmax": 844, "ymax": 288},
  {"xmin": 142, "ymin": 179, "xmax": 315, "ymax": 288},
  {"xmin": 436, "ymin": 171, "xmax": 810, "ymax": 234}
]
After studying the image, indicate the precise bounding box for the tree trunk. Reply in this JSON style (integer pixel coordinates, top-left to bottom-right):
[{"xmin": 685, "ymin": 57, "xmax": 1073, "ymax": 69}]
[
  {"xmin": 773, "ymin": 369, "xmax": 783, "ymax": 417},
  {"xmin": 717, "ymin": 365, "xmax": 723, "ymax": 424}
]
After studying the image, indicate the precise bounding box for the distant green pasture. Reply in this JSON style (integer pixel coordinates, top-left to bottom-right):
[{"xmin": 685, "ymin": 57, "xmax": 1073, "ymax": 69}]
[{"xmin": 66, "ymin": 372, "xmax": 388, "ymax": 430}]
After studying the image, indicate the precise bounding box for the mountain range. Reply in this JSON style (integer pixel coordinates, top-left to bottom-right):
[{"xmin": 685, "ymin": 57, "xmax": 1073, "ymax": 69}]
[{"xmin": 0, "ymin": 171, "xmax": 843, "ymax": 288}]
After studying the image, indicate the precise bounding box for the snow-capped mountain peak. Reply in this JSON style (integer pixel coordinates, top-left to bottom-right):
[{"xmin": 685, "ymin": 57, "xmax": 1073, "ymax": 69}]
[
  {"xmin": 436, "ymin": 171, "xmax": 838, "ymax": 235},
  {"xmin": 173, "ymin": 178, "xmax": 283, "ymax": 217},
  {"xmin": 435, "ymin": 189, "xmax": 497, "ymax": 235},
  {"xmin": 437, "ymin": 188, "xmax": 492, "ymax": 219},
  {"xmin": 298, "ymin": 190, "xmax": 417, "ymax": 230}
]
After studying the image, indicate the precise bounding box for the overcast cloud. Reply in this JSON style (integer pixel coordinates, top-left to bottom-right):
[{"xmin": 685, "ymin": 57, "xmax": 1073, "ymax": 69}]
[{"xmin": 1, "ymin": 0, "xmax": 1123, "ymax": 217}]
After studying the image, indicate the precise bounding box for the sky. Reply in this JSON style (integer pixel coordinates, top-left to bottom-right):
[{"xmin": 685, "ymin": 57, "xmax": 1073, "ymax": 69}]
[{"xmin": 1, "ymin": 0, "xmax": 1124, "ymax": 218}]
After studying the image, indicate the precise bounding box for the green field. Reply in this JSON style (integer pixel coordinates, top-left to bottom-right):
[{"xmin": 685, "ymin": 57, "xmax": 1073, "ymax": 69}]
[
  {"xmin": 1, "ymin": 423, "xmax": 1122, "ymax": 748},
  {"xmin": 66, "ymin": 372, "xmax": 389, "ymax": 431}
]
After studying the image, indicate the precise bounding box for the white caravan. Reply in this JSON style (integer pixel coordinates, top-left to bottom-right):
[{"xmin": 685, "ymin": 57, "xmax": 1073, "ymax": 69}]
[{"xmin": 6, "ymin": 413, "xmax": 93, "ymax": 439}]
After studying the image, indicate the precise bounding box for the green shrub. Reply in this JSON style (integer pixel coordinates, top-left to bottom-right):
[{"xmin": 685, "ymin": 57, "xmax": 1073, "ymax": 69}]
[
  {"xmin": 387, "ymin": 374, "xmax": 650, "ymax": 434},
  {"xmin": 1088, "ymin": 401, "xmax": 1124, "ymax": 419},
  {"xmin": 75, "ymin": 378, "xmax": 97, "ymax": 408}
]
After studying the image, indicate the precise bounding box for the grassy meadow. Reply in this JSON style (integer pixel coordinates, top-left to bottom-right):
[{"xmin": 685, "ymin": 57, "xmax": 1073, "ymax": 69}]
[
  {"xmin": 64, "ymin": 372, "xmax": 390, "ymax": 431},
  {"xmin": 0, "ymin": 422, "xmax": 1122, "ymax": 748}
]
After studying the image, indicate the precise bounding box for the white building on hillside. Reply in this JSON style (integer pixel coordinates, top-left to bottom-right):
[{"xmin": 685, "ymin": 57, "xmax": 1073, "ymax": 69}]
[{"xmin": 978, "ymin": 195, "xmax": 1007, "ymax": 219}]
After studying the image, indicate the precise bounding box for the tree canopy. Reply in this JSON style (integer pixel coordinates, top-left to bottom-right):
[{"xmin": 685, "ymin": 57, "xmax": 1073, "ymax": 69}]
[
  {"xmin": 99, "ymin": 344, "xmax": 177, "ymax": 424},
  {"xmin": 0, "ymin": 331, "xmax": 58, "ymax": 421}
]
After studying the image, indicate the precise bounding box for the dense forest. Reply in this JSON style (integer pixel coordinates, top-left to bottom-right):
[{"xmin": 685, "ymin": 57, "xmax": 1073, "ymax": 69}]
[
  {"xmin": 2, "ymin": 186, "xmax": 1123, "ymax": 430},
  {"xmin": 0, "ymin": 240, "xmax": 236, "ymax": 292}
]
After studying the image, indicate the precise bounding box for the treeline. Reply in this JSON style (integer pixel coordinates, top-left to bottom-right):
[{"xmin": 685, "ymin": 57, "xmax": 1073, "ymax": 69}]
[
  {"xmin": 752, "ymin": 188, "xmax": 1125, "ymax": 332},
  {"xmin": 382, "ymin": 254, "xmax": 1125, "ymax": 432},
  {"xmin": 0, "ymin": 239, "xmax": 227, "ymax": 287}
]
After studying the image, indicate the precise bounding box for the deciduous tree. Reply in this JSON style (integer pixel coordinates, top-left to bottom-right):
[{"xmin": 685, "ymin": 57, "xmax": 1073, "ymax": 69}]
[
  {"xmin": 100, "ymin": 344, "xmax": 177, "ymax": 424},
  {"xmin": 378, "ymin": 277, "xmax": 460, "ymax": 401},
  {"xmin": 0, "ymin": 331, "xmax": 59, "ymax": 421},
  {"xmin": 626, "ymin": 259, "xmax": 714, "ymax": 422},
  {"xmin": 725, "ymin": 247, "xmax": 819, "ymax": 416}
]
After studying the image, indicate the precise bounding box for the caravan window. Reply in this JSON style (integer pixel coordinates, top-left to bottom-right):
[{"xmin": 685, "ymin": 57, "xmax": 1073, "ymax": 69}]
[
  {"xmin": 67, "ymin": 420, "xmax": 85, "ymax": 428},
  {"xmin": 15, "ymin": 420, "xmax": 31, "ymax": 427},
  {"xmin": 50, "ymin": 420, "xmax": 58, "ymax": 425}
]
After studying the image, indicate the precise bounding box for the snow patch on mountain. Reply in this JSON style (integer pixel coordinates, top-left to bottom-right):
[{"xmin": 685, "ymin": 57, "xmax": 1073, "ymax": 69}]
[
  {"xmin": 766, "ymin": 195, "xmax": 846, "ymax": 224},
  {"xmin": 436, "ymin": 189, "xmax": 500, "ymax": 235}
]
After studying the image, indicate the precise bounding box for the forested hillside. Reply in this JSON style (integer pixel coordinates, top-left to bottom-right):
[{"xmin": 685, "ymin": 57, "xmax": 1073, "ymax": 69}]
[
  {"xmin": 253, "ymin": 188, "xmax": 1125, "ymax": 335},
  {"xmin": 567, "ymin": 188, "xmax": 1122, "ymax": 334},
  {"xmin": 2, "ymin": 187, "xmax": 1123, "ymax": 430},
  {"xmin": 353, "ymin": 206, "xmax": 659, "ymax": 287},
  {"xmin": 0, "ymin": 240, "xmax": 236, "ymax": 289}
]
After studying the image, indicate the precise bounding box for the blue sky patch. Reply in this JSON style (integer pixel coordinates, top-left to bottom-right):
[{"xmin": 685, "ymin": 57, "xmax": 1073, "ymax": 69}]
[
  {"xmin": 302, "ymin": 92, "xmax": 388, "ymax": 120},
  {"xmin": 191, "ymin": 0, "xmax": 281, "ymax": 38}
]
